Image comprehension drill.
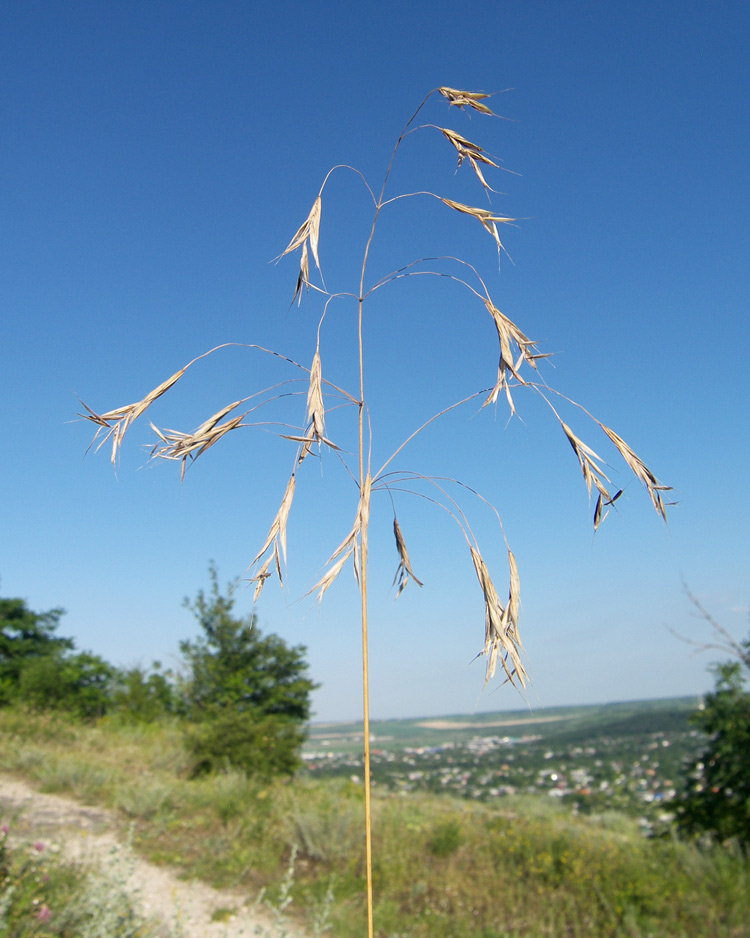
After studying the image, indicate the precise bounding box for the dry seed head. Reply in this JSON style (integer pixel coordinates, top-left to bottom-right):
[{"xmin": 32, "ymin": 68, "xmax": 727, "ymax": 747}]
[
  {"xmin": 310, "ymin": 549, "xmax": 354, "ymax": 604},
  {"xmin": 308, "ymin": 474, "xmax": 372, "ymax": 602},
  {"xmin": 482, "ymin": 301, "xmax": 540, "ymax": 411},
  {"xmin": 250, "ymin": 473, "xmax": 296, "ymax": 572},
  {"xmin": 600, "ymin": 424, "xmax": 671, "ymax": 521},
  {"xmin": 278, "ymin": 196, "xmax": 322, "ymax": 272},
  {"xmin": 484, "ymin": 360, "xmax": 515, "ymax": 412},
  {"xmin": 560, "ymin": 421, "xmax": 612, "ymax": 501},
  {"xmin": 507, "ymin": 548, "xmax": 520, "ymax": 630},
  {"xmin": 593, "ymin": 488, "xmax": 623, "ymax": 531},
  {"xmin": 309, "ymin": 520, "xmax": 359, "ymax": 601},
  {"xmin": 78, "ymin": 365, "xmax": 188, "ymax": 465},
  {"xmin": 438, "ymin": 87, "xmax": 495, "ymax": 115},
  {"xmin": 292, "ymin": 241, "xmax": 310, "ymax": 306},
  {"xmin": 470, "ymin": 546, "xmax": 526, "ymax": 688},
  {"xmin": 440, "ymin": 198, "xmax": 515, "ymax": 256},
  {"xmin": 298, "ymin": 348, "xmax": 326, "ymax": 464},
  {"xmin": 485, "ymin": 301, "xmax": 536, "ymax": 367},
  {"xmin": 149, "ymin": 403, "xmax": 248, "ymax": 482},
  {"xmin": 251, "ymin": 554, "xmax": 273, "ymax": 602},
  {"xmin": 392, "ymin": 517, "xmax": 423, "ymax": 598},
  {"xmin": 439, "ymin": 127, "xmax": 499, "ymax": 190}
]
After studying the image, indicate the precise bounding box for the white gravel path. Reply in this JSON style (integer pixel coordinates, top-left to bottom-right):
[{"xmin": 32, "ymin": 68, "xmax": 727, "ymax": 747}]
[{"xmin": 0, "ymin": 774, "xmax": 309, "ymax": 938}]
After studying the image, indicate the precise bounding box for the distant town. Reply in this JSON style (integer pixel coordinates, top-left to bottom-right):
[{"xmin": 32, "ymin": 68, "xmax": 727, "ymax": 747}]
[{"xmin": 302, "ymin": 697, "xmax": 704, "ymax": 829}]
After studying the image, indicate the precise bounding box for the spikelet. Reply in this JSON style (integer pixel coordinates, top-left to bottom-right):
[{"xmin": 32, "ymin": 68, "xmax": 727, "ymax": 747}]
[
  {"xmin": 78, "ymin": 366, "xmax": 188, "ymax": 466},
  {"xmin": 249, "ymin": 474, "xmax": 296, "ymax": 600},
  {"xmin": 438, "ymin": 87, "xmax": 495, "ymax": 115},
  {"xmin": 309, "ymin": 475, "xmax": 372, "ymax": 602},
  {"xmin": 440, "ymin": 198, "xmax": 515, "ymax": 257},
  {"xmin": 392, "ymin": 517, "xmax": 423, "ymax": 598},
  {"xmin": 470, "ymin": 546, "xmax": 526, "ymax": 687},
  {"xmin": 277, "ymin": 196, "xmax": 322, "ymax": 300},
  {"xmin": 439, "ymin": 127, "xmax": 500, "ymax": 190}
]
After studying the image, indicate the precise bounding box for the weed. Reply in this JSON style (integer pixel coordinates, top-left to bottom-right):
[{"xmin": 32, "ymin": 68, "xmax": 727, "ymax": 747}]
[
  {"xmin": 0, "ymin": 821, "xmax": 171, "ymax": 938},
  {"xmin": 80, "ymin": 88, "xmax": 671, "ymax": 937},
  {"xmin": 115, "ymin": 778, "xmax": 174, "ymax": 819},
  {"xmin": 285, "ymin": 780, "xmax": 363, "ymax": 862},
  {"xmin": 36, "ymin": 757, "xmax": 112, "ymax": 801}
]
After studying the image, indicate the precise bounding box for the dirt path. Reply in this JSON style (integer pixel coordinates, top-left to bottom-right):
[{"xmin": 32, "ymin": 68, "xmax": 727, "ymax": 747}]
[{"xmin": 0, "ymin": 774, "xmax": 308, "ymax": 938}]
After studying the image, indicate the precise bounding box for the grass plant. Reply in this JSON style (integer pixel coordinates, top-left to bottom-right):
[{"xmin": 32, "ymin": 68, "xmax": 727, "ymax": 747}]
[{"xmin": 78, "ymin": 88, "xmax": 671, "ymax": 935}]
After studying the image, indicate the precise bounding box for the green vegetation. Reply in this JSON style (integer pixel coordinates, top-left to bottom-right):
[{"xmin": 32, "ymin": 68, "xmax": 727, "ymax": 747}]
[
  {"xmin": 0, "ymin": 822, "xmax": 171, "ymax": 938},
  {"xmin": 0, "ymin": 595, "xmax": 114, "ymax": 719},
  {"xmin": 4, "ymin": 581, "xmax": 749, "ymax": 934},
  {"xmin": 3, "ymin": 577, "xmax": 750, "ymax": 934},
  {"xmin": 0, "ymin": 570, "xmax": 315, "ymax": 777},
  {"xmin": 4, "ymin": 586, "xmax": 748, "ymax": 938},
  {"xmin": 179, "ymin": 564, "xmax": 317, "ymax": 777},
  {"xmin": 675, "ymin": 628, "xmax": 750, "ymax": 849},
  {"xmin": 2, "ymin": 707, "xmax": 749, "ymax": 937}
]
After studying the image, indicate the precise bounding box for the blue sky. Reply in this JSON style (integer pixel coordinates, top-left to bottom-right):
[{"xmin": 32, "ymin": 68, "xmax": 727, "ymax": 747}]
[{"xmin": 1, "ymin": 0, "xmax": 748, "ymax": 722}]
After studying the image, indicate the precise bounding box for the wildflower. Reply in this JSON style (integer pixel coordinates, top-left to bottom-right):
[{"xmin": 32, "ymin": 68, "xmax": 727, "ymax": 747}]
[
  {"xmin": 36, "ymin": 905, "xmax": 52, "ymax": 923},
  {"xmin": 34, "ymin": 841, "xmax": 45, "ymax": 852}
]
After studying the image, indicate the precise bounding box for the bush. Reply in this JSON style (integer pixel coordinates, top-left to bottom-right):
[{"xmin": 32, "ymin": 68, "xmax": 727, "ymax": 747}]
[
  {"xmin": 179, "ymin": 564, "xmax": 318, "ymax": 722},
  {"xmin": 427, "ymin": 819, "xmax": 463, "ymax": 858},
  {"xmin": 185, "ymin": 708, "xmax": 306, "ymax": 778}
]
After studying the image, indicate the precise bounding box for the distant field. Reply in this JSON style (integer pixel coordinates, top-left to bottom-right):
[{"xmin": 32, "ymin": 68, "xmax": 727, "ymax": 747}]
[
  {"xmin": 305, "ymin": 696, "xmax": 699, "ymax": 754},
  {"xmin": 417, "ymin": 715, "xmax": 569, "ymax": 730}
]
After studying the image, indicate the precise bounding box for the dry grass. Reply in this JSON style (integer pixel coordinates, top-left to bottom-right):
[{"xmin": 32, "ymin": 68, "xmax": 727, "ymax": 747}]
[{"xmin": 80, "ymin": 87, "xmax": 671, "ymax": 938}]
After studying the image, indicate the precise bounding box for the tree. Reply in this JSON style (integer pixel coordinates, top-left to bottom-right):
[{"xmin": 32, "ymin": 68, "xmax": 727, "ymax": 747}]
[
  {"xmin": 0, "ymin": 596, "xmax": 72, "ymax": 704},
  {"xmin": 179, "ymin": 565, "xmax": 318, "ymax": 776},
  {"xmin": 110, "ymin": 662, "xmax": 176, "ymax": 723},
  {"xmin": 0, "ymin": 590, "xmax": 116, "ymax": 718},
  {"xmin": 18, "ymin": 650, "xmax": 115, "ymax": 720},
  {"xmin": 674, "ymin": 594, "xmax": 750, "ymax": 848},
  {"xmin": 180, "ymin": 564, "xmax": 317, "ymax": 720}
]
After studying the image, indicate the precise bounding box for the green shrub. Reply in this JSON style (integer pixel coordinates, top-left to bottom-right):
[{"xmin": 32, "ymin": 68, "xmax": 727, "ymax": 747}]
[
  {"xmin": 427, "ymin": 819, "xmax": 463, "ymax": 858},
  {"xmin": 676, "ymin": 659, "xmax": 750, "ymax": 849},
  {"xmin": 185, "ymin": 708, "xmax": 305, "ymax": 778}
]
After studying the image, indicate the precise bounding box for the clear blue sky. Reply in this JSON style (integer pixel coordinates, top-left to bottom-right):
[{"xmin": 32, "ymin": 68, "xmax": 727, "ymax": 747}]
[{"xmin": 1, "ymin": 0, "xmax": 748, "ymax": 722}]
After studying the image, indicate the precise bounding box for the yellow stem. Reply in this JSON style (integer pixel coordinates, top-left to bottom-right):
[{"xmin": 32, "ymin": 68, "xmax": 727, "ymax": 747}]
[
  {"xmin": 361, "ymin": 528, "xmax": 374, "ymax": 938},
  {"xmin": 357, "ymin": 294, "xmax": 374, "ymax": 938}
]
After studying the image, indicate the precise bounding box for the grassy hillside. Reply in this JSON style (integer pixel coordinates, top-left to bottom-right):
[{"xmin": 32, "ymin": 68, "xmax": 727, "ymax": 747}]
[{"xmin": 1, "ymin": 703, "xmax": 748, "ymax": 938}]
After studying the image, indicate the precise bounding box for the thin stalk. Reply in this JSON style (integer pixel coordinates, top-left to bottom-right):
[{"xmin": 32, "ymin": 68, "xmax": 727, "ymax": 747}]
[
  {"xmin": 360, "ymin": 509, "xmax": 373, "ymax": 938},
  {"xmin": 357, "ymin": 292, "xmax": 375, "ymax": 938},
  {"xmin": 354, "ymin": 92, "xmax": 436, "ymax": 938}
]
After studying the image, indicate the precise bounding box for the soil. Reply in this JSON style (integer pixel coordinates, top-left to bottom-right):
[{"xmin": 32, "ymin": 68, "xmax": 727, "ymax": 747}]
[{"xmin": 0, "ymin": 774, "xmax": 308, "ymax": 938}]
